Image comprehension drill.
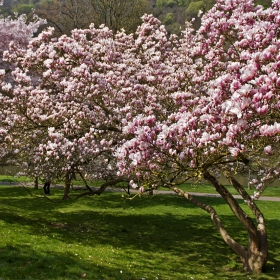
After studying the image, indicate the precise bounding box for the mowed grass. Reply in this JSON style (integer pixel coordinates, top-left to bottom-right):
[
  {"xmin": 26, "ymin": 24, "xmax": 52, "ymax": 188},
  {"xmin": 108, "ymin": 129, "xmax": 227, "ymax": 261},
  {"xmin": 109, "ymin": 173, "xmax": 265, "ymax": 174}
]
[
  {"xmin": 0, "ymin": 186, "xmax": 280, "ymax": 280},
  {"xmin": 0, "ymin": 174, "xmax": 103, "ymax": 188},
  {"xmin": 175, "ymin": 182, "xmax": 280, "ymax": 197},
  {"xmin": 1, "ymin": 174, "xmax": 280, "ymax": 197}
]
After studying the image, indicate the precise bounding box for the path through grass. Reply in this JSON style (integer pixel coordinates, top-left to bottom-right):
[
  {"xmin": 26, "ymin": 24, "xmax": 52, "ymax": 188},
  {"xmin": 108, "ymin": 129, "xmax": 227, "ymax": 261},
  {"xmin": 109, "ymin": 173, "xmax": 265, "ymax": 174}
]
[{"xmin": 1, "ymin": 174, "xmax": 280, "ymax": 197}]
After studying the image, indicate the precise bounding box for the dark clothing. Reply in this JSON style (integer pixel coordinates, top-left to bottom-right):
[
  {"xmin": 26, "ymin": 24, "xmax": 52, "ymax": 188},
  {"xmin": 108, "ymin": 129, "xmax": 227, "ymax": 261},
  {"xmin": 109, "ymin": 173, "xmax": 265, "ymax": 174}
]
[{"xmin": 43, "ymin": 182, "xmax": 50, "ymax": 195}]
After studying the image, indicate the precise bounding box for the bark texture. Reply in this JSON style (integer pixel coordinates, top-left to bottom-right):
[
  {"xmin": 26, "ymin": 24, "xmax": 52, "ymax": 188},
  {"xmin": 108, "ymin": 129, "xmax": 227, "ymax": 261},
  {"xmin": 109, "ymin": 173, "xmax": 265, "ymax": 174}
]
[
  {"xmin": 173, "ymin": 170, "xmax": 268, "ymax": 274},
  {"xmin": 63, "ymin": 172, "xmax": 71, "ymax": 199}
]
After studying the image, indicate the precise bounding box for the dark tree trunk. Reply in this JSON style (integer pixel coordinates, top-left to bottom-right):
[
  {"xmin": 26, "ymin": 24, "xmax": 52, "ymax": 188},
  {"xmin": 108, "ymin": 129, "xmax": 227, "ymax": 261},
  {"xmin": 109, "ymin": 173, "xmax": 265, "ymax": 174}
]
[
  {"xmin": 63, "ymin": 172, "xmax": 71, "ymax": 199},
  {"xmin": 223, "ymin": 172, "xmax": 268, "ymax": 273},
  {"xmin": 34, "ymin": 177, "xmax": 39, "ymax": 190},
  {"xmin": 203, "ymin": 171, "xmax": 268, "ymax": 274},
  {"xmin": 172, "ymin": 170, "xmax": 268, "ymax": 274}
]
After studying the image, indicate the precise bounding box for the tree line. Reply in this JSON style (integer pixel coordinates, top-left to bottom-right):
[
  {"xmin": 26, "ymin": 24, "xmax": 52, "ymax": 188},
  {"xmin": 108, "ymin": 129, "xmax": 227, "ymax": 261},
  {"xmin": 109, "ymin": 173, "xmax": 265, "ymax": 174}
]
[{"xmin": 0, "ymin": 0, "xmax": 273, "ymax": 35}]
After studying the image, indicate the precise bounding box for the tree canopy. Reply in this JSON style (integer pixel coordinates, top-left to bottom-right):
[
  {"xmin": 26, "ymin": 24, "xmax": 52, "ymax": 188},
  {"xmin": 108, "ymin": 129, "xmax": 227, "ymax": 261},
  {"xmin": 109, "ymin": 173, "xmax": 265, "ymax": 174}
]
[
  {"xmin": 1, "ymin": 0, "xmax": 280, "ymax": 275},
  {"xmin": 116, "ymin": 0, "xmax": 280, "ymax": 273},
  {"xmin": 1, "ymin": 0, "xmax": 150, "ymax": 36}
]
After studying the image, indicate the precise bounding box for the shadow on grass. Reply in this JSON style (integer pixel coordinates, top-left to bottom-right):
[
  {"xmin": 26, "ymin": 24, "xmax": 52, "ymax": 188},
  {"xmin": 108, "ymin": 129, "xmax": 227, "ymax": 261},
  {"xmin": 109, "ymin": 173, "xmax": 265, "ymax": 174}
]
[
  {"xmin": 0, "ymin": 244, "xmax": 137, "ymax": 280},
  {"xmin": 0, "ymin": 186, "xmax": 280, "ymax": 279}
]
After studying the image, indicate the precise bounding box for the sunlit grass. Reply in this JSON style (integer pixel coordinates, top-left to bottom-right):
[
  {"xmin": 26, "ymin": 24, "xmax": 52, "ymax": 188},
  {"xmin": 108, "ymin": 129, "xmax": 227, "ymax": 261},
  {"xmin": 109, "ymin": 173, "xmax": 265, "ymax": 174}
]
[
  {"xmin": 1, "ymin": 174, "xmax": 280, "ymax": 198},
  {"xmin": 175, "ymin": 182, "xmax": 280, "ymax": 197},
  {"xmin": 0, "ymin": 174, "xmax": 31, "ymax": 183},
  {"xmin": 0, "ymin": 174, "xmax": 102, "ymax": 188},
  {"xmin": 0, "ymin": 186, "xmax": 279, "ymax": 279}
]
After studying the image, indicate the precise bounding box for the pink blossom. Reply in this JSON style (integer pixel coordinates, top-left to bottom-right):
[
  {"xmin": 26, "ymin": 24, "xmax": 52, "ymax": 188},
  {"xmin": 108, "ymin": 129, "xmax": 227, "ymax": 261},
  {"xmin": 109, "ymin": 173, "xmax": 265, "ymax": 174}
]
[
  {"xmin": 264, "ymin": 145, "xmax": 272, "ymax": 155},
  {"xmin": 228, "ymin": 147, "xmax": 240, "ymax": 157}
]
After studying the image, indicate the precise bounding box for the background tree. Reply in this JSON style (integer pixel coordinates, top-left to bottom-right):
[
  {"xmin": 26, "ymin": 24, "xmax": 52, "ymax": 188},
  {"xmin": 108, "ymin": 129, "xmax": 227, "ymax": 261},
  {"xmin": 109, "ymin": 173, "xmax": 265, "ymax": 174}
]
[
  {"xmin": 0, "ymin": 14, "xmax": 176, "ymax": 198},
  {"xmin": 1, "ymin": 0, "xmax": 273, "ymax": 35},
  {"xmin": 89, "ymin": 0, "xmax": 150, "ymax": 34},
  {"xmin": 0, "ymin": 0, "xmax": 45, "ymax": 163},
  {"xmin": 152, "ymin": 0, "xmax": 271, "ymax": 34},
  {"xmin": 0, "ymin": 0, "xmax": 13, "ymax": 16},
  {"xmin": 0, "ymin": 1, "xmax": 44, "ymax": 59},
  {"xmin": 34, "ymin": 0, "xmax": 94, "ymax": 36},
  {"xmin": 34, "ymin": 0, "xmax": 149, "ymax": 36},
  {"xmin": 1, "ymin": 26, "xmax": 130, "ymax": 197}
]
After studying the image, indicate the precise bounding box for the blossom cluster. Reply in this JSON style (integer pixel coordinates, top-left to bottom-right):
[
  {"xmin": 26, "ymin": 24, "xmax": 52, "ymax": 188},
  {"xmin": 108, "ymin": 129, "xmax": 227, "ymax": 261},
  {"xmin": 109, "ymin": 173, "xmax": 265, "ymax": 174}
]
[
  {"xmin": 0, "ymin": 14, "xmax": 178, "ymax": 182},
  {"xmin": 116, "ymin": 0, "xmax": 280, "ymax": 194},
  {"xmin": 0, "ymin": 9, "xmax": 45, "ymax": 58},
  {"xmin": 1, "ymin": 0, "xmax": 280, "ymax": 194}
]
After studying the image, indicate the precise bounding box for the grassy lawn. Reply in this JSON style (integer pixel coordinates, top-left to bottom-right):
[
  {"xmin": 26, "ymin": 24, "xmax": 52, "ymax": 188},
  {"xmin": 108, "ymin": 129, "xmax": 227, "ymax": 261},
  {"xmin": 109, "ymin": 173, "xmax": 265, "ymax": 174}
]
[
  {"xmin": 0, "ymin": 174, "xmax": 31, "ymax": 183},
  {"xmin": 0, "ymin": 186, "xmax": 279, "ymax": 279},
  {"xmin": 0, "ymin": 174, "xmax": 102, "ymax": 187},
  {"xmin": 1, "ymin": 174, "xmax": 280, "ymax": 197},
  {"xmin": 174, "ymin": 182, "xmax": 280, "ymax": 197}
]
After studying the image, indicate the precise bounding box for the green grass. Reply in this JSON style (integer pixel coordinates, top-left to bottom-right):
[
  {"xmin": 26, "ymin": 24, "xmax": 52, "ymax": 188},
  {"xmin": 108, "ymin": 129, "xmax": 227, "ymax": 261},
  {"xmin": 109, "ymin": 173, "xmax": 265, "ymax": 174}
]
[
  {"xmin": 0, "ymin": 174, "xmax": 104, "ymax": 187},
  {"xmin": 0, "ymin": 186, "xmax": 280, "ymax": 279},
  {"xmin": 0, "ymin": 174, "xmax": 32, "ymax": 183},
  {"xmin": 2, "ymin": 174, "xmax": 280, "ymax": 198},
  {"xmin": 174, "ymin": 182, "xmax": 280, "ymax": 197},
  {"xmin": 0, "ymin": 174, "xmax": 95, "ymax": 187}
]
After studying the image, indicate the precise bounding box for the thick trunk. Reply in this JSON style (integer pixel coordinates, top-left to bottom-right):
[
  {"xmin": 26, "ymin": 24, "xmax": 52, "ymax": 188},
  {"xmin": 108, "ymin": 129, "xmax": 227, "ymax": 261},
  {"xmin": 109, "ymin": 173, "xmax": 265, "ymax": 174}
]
[
  {"xmin": 203, "ymin": 171, "xmax": 268, "ymax": 273},
  {"xmin": 173, "ymin": 170, "xmax": 268, "ymax": 274},
  {"xmin": 238, "ymin": 230, "xmax": 268, "ymax": 273},
  {"xmin": 63, "ymin": 172, "xmax": 71, "ymax": 199},
  {"xmin": 34, "ymin": 177, "xmax": 39, "ymax": 190},
  {"xmin": 243, "ymin": 249, "xmax": 267, "ymax": 274},
  {"xmin": 224, "ymin": 173, "xmax": 268, "ymax": 273}
]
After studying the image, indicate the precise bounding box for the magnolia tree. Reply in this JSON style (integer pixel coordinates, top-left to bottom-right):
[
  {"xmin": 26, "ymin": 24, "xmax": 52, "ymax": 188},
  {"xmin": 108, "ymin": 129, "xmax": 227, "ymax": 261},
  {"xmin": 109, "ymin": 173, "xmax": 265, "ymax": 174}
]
[
  {"xmin": 0, "ymin": 0, "xmax": 45, "ymax": 167},
  {"xmin": 117, "ymin": 0, "xmax": 280, "ymax": 274},
  {"xmin": 1, "ymin": 0, "xmax": 280, "ymax": 274},
  {"xmin": 1, "ymin": 26, "xmax": 131, "ymax": 197},
  {"xmin": 0, "ymin": 1, "xmax": 45, "ymax": 60},
  {"xmin": 0, "ymin": 15, "xmax": 178, "ymax": 198}
]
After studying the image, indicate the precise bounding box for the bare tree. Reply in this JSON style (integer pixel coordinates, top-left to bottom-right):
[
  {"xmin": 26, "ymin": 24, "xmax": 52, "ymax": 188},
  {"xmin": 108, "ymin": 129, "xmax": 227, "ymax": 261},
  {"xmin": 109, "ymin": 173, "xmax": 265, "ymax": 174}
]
[
  {"xmin": 35, "ymin": 0, "xmax": 93, "ymax": 36},
  {"xmin": 35, "ymin": 0, "xmax": 149, "ymax": 36},
  {"xmin": 89, "ymin": 0, "xmax": 149, "ymax": 33}
]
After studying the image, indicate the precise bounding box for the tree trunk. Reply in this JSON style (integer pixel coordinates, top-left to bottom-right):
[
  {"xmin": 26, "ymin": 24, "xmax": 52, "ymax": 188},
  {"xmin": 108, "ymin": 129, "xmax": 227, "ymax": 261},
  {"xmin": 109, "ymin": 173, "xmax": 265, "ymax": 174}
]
[
  {"xmin": 243, "ymin": 249, "xmax": 267, "ymax": 274},
  {"xmin": 34, "ymin": 177, "xmax": 39, "ymax": 190},
  {"xmin": 235, "ymin": 228, "xmax": 268, "ymax": 273},
  {"xmin": 173, "ymin": 170, "xmax": 268, "ymax": 274},
  {"xmin": 63, "ymin": 172, "xmax": 71, "ymax": 199},
  {"xmin": 224, "ymin": 173, "xmax": 268, "ymax": 273},
  {"xmin": 203, "ymin": 171, "xmax": 268, "ymax": 273}
]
